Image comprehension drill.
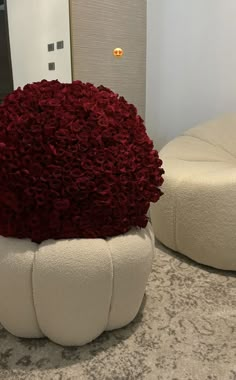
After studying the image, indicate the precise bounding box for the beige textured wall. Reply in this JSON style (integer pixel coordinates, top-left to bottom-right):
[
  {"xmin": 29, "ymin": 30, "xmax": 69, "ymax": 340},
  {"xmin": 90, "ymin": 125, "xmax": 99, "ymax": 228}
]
[{"xmin": 70, "ymin": 0, "xmax": 146, "ymax": 118}]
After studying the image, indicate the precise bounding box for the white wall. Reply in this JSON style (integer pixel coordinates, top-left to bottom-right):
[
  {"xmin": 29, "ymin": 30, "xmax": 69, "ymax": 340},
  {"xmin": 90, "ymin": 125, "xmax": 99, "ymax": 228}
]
[
  {"xmin": 146, "ymin": 0, "xmax": 236, "ymax": 149},
  {"xmin": 7, "ymin": 0, "xmax": 72, "ymax": 89}
]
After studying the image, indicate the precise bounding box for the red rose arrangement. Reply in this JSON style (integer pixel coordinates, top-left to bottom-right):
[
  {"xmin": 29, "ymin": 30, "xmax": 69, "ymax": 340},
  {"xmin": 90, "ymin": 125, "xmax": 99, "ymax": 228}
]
[{"xmin": 0, "ymin": 80, "xmax": 164, "ymax": 243}]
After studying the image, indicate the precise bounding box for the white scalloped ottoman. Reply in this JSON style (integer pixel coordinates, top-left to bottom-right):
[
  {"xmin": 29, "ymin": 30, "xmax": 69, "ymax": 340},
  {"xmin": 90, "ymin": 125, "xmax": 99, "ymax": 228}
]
[
  {"xmin": 151, "ymin": 114, "xmax": 236, "ymax": 270},
  {"xmin": 0, "ymin": 224, "xmax": 154, "ymax": 346}
]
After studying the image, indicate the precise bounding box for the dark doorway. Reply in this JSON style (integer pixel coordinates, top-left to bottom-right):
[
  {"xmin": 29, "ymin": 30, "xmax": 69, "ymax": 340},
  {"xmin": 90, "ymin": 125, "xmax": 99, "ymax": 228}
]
[{"xmin": 0, "ymin": 0, "xmax": 13, "ymax": 103}]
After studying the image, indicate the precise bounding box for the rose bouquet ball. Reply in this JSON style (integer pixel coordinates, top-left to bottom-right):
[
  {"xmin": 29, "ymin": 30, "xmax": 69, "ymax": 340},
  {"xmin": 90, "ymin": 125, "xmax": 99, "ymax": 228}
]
[{"xmin": 0, "ymin": 80, "xmax": 164, "ymax": 243}]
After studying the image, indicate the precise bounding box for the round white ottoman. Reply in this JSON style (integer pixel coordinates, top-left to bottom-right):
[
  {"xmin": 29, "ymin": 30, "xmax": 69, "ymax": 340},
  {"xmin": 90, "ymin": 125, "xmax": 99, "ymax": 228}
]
[
  {"xmin": 151, "ymin": 114, "xmax": 236, "ymax": 270},
  {"xmin": 0, "ymin": 224, "xmax": 154, "ymax": 346}
]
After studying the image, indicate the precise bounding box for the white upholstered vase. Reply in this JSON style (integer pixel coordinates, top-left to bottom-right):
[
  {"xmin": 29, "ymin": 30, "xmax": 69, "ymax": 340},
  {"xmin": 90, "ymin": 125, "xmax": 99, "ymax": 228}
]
[{"xmin": 0, "ymin": 224, "xmax": 154, "ymax": 346}]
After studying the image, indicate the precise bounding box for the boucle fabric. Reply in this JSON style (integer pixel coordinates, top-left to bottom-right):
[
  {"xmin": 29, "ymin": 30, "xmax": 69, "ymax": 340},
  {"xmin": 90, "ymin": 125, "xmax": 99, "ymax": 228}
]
[
  {"xmin": 0, "ymin": 224, "xmax": 154, "ymax": 346},
  {"xmin": 151, "ymin": 114, "xmax": 236, "ymax": 270}
]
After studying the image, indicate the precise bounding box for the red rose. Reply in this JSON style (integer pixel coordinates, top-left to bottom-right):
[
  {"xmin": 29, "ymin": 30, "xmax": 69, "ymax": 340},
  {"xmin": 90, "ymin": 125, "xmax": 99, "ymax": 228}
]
[
  {"xmin": 54, "ymin": 199, "xmax": 71, "ymax": 211},
  {"xmin": 0, "ymin": 80, "xmax": 164, "ymax": 243}
]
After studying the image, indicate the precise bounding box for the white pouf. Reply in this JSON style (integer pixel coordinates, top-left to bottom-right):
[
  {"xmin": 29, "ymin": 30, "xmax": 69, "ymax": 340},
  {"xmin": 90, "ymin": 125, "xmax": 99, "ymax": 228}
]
[
  {"xmin": 0, "ymin": 224, "xmax": 154, "ymax": 346},
  {"xmin": 151, "ymin": 114, "xmax": 236, "ymax": 270}
]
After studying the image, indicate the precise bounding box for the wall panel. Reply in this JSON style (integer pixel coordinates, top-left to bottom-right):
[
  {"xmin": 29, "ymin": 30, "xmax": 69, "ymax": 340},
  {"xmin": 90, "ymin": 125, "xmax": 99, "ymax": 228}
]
[
  {"xmin": 7, "ymin": 0, "xmax": 72, "ymax": 89},
  {"xmin": 70, "ymin": 0, "xmax": 146, "ymax": 118}
]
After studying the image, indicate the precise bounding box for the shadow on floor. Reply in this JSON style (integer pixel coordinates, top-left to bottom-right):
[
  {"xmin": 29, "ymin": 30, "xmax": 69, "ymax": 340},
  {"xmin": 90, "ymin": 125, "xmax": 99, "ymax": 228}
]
[
  {"xmin": 155, "ymin": 238, "xmax": 236, "ymax": 278},
  {"xmin": 0, "ymin": 295, "xmax": 147, "ymax": 372}
]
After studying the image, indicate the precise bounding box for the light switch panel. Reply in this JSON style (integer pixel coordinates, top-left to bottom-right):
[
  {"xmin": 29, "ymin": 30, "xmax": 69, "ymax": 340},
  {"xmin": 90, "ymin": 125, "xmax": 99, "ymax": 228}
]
[
  {"xmin": 48, "ymin": 43, "xmax": 54, "ymax": 52},
  {"xmin": 48, "ymin": 62, "xmax": 55, "ymax": 70},
  {"xmin": 57, "ymin": 40, "xmax": 64, "ymax": 49}
]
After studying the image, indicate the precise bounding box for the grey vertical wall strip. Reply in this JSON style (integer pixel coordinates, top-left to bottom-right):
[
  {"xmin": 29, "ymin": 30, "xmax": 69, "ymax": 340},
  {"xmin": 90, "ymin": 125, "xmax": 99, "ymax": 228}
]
[
  {"xmin": 0, "ymin": 0, "xmax": 13, "ymax": 102},
  {"xmin": 69, "ymin": 0, "xmax": 146, "ymax": 118}
]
